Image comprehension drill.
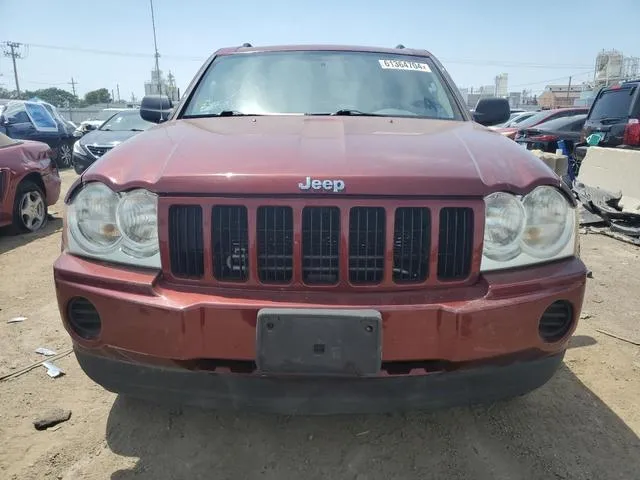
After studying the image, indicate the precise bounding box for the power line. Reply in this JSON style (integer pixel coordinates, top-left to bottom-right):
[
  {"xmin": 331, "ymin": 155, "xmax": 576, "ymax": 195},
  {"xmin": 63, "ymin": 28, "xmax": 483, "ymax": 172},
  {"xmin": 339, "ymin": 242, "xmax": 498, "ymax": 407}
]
[
  {"xmin": 23, "ymin": 42, "xmax": 203, "ymax": 61},
  {"xmin": 509, "ymin": 70, "xmax": 594, "ymax": 89}
]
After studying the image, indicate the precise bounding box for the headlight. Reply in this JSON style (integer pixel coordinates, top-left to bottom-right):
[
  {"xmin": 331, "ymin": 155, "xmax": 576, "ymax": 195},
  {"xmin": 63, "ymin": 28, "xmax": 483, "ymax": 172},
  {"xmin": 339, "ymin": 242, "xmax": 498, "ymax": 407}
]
[
  {"xmin": 116, "ymin": 189, "xmax": 158, "ymax": 258},
  {"xmin": 73, "ymin": 141, "xmax": 85, "ymax": 153},
  {"xmin": 522, "ymin": 186, "xmax": 573, "ymax": 258},
  {"xmin": 481, "ymin": 187, "xmax": 576, "ymax": 271},
  {"xmin": 67, "ymin": 183, "xmax": 160, "ymax": 268},
  {"xmin": 483, "ymin": 192, "xmax": 526, "ymax": 261},
  {"xmin": 68, "ymin": 183, "xmax": 120, "ymax": 253}
]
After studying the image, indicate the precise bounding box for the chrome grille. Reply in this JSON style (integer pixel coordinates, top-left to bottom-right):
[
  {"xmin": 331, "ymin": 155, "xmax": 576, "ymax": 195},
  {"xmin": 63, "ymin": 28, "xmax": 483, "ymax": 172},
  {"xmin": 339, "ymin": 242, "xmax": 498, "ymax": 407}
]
[{"xmin": 86, "ymin": 145, "xmax": 112, "ymax": 157}]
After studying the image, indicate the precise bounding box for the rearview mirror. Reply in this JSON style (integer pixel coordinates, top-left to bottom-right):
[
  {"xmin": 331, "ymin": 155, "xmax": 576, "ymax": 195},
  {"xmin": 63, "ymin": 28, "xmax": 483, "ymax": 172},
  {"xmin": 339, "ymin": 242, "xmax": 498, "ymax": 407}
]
[
  {"xmin": 140, "ymin": 95, "xmax": 173, "ymax": 124},
  {"xmin": 472, "ymin": 98, "xmax": 510, "ymax": 126}
]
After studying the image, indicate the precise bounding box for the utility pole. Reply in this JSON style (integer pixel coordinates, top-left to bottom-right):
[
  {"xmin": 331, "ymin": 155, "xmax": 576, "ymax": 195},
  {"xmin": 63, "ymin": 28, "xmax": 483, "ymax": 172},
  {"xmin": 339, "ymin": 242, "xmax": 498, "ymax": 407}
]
[
  {"xmin": 2, "ymin": 41, "xmax": 25, "ymax": 95},
  {"xmin": 111, "ymin": 89, "xmax": 115, "ymax": 105},
  {"xmin": 566, "ymin": 76, "xmax": 572, "ymax": 106},
  {"xmin": 150, "ymin": 0, "xmax": 162, "ymax": 95},
  {"xmin": 116, "ymin": 84, "xmax": 121, "ymax": 102},
  {"xmin": 68, "ymin": 77, "xmax": 77, "ymax": 97}
]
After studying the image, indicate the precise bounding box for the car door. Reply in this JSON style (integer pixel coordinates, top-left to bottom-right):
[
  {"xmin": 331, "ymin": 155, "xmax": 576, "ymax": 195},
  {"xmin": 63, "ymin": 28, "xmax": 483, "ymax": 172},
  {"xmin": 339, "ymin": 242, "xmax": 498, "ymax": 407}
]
[{"xmin": 2, "ymin": 102, "xmax": 59, "ymax": 148}]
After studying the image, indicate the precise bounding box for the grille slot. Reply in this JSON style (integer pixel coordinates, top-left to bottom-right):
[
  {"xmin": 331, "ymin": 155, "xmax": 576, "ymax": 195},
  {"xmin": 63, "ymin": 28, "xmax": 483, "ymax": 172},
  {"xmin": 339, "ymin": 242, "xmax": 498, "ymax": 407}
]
[
  {"xmin": 302, "ymin": 207, "xmax": 340, "ymax": 284},
  {"xmin": 437, "ymin": 207, "xmax": 474, "ymax": 280},
  {"xmin": 86, "ymin": 145, "xmax": 112, "ymax": 157},
  {"xmin": 349, "ymin": 207, "xmax": 385, "ymax": 284},
  {"xmin": 393, "ymin": 207, "xmax": 431, "ymax": 283},
  {"xmin": 257, "ymin": 206, "xmax": 293, "ymax": 283},
  {"xmin": 168, "ymin": 205, "xmax": 204, "ymax": 278},
  {"xmin": 539, "ymin": 301, "xmax": 573, "ymax": 342},
  {"xmin": 212, "ymin": 205, "xmax": 249, "ymax": 281}
]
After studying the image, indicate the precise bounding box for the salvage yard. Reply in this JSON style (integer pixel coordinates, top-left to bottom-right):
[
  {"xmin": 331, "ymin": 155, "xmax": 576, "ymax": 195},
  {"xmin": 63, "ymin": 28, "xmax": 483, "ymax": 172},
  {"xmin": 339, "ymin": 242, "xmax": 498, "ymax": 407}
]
[{"xmin": 0, "ymin": 170, "xmax": 639, "ymax": 480}]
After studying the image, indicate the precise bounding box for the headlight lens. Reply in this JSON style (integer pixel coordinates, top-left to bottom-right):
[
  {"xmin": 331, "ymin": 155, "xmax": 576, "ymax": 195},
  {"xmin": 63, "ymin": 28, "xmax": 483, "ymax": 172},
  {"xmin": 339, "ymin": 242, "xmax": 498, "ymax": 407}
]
[
  {"xmin": 481, "ymin": 187, "xmax": 576, "ymax": 271},
  {"xmin": 483, "ymin": 192, "xmax": 526, "ymax": 261},
  {"xmin": 67, "ymin": 183, "xmax": 160, "ymax": 267},
  {"xmin": 522, "ymin": 186, "xmax": 573, "ymax": 258},
  {"xmin": 72, "ymin": 141, "xmax": 85, "ymax": 154},
  {"xmin": 68, "ymin": 183, "xmax": 121, "ymax": 253},
  {"xmin": 116, "ymin": 189, "xmax": 158, "ymax": 258}
]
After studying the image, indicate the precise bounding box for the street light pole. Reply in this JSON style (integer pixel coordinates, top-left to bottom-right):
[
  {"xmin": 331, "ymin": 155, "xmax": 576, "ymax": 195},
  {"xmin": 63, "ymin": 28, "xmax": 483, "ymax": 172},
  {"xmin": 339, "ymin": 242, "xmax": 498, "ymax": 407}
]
[{"xmin": 150, "ymin": 0, "xmax": 162, "ymax": 96}]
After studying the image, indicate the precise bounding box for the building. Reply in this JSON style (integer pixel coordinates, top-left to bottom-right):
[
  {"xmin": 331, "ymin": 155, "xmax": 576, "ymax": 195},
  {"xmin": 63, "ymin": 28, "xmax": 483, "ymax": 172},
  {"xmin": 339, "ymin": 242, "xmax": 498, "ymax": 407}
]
[
  {"xmin": 495, "ymin": 73, "xmax": 508, "ymax": 97},
  {"xmin": 593, "ymin": 49, "xmax": 640, "ymax": 88},
  {"xmin": 537, "ymin": 84, "xmax": 583, "ymax": 109},
  {"xmin": 144, "ymin": 68, "xmax": 180, "ymax": 101},
  {"xmin": 507, "ymin": 91, "xmax": 522, "ymax": 108}
]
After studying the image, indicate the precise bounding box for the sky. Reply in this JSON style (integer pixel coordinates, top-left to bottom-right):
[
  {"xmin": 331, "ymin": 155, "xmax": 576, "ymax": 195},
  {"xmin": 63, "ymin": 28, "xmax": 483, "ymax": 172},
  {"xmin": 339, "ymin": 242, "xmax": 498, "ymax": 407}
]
[{"xmin": 1, "ymin": 0, "xmax": 639, "ymax": 101}]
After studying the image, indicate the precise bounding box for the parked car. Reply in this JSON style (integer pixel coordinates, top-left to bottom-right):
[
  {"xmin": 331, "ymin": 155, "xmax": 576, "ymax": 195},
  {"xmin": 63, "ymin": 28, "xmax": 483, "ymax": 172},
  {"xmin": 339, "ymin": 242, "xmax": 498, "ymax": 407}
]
[
  {"xmin": 54, "ymin": 44, "xmax": 586, "ymax": 414},
  {"xmin": 490, "ymin": 110, "xmax": 539, "ymax": 130},
  {"xmin": 0, "ymin": 100, "xmax": 76, "ymax": 169},
  {"xmin": 74, "ymin": 108, "xmax": 135, "ymax": 136},
  {"xmin": 0, "ymin": 132, "xmax": 61, "ymax": 232},
  {"xmin": 72, "ymin": 110, "xmax": 153, "ymax": 174},
  {"xmin": 514, "ymin": 114, "xmax": 587, "ymax": 153},
  {"xmin": 495, "ymin": 107, "xmax": 588, "ymax": 140},
  {"xmin": 575, "ymin": 79, "xmax": 640, "ymax": 164}
]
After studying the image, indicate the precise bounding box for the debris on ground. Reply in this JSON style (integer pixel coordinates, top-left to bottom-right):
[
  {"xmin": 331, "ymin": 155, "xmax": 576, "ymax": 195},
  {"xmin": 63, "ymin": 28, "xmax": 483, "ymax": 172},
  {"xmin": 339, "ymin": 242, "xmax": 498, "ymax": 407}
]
[
  {"xmin": 33, "ymin": 409, "xmax": 71, "ymax": 431},
  {"xmin": 7, "ymin": 316, "xmax": 27, "ymax": 324},
  {"xmin": 596, "ymin": 329, "xmax": 640, "ymax": 346},
  {"xmin": 0, "ymin": 349, "xmax": 73, "ymax": 382},
  {"xmin": 42, "ymin": 361, "xmax": 65, "ymax": 378},
  {"xmin": 580, "ymin": 313, "xmax": 592, "ymax": 320},
  {"xmin": 35, "ymin": 347, "xmax": 57, "ymax": 356}
]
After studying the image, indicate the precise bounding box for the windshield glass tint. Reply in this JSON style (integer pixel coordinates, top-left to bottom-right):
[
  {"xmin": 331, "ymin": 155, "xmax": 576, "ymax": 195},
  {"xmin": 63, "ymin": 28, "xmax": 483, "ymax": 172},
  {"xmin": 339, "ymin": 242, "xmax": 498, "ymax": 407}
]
[
  {"xmin": 590, "ymin": 88, "xmax": 635, "ymax": 120},
  {"xmin": 183, "ymin": 51, "xmax": 461, "ymax": 119},
  {"xmin": 101, "ymin": 111, "xmax": 152, "ymax": 131}
]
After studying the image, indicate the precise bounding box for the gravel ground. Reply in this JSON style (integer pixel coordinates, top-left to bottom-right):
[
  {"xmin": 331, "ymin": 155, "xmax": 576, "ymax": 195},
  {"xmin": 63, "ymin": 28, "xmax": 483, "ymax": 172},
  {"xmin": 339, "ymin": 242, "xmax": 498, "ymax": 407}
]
[{"xmin": 0, "ymin": 169, "xmax": 638, "ymax": 480}]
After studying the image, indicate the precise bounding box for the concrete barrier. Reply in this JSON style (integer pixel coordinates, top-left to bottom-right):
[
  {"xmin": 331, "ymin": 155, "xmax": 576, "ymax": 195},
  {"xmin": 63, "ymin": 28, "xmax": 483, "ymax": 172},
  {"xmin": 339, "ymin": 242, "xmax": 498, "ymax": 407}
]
[{"xmin": 578, "ymin": 147, "xmax": 640, "ymax": 211}]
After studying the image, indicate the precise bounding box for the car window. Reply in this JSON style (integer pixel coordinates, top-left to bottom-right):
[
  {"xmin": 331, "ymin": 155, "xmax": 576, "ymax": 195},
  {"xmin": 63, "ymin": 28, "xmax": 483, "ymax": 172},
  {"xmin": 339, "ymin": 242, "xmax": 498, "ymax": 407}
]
[
  {"xmin": 183, "ymin": 51, "xmax": 463, "ymax": 120},
  {"xmin": 100, "ymin": 111, "xmax": 153, "ymax": 131},
  {"xmin": 590, "ymin": 87, "xmax": 636, "ymax": 120},
  {"xmin": 505, "ymin": 112, "xmax": 536, "ymax": 127},
  {"xmin": 24, "ymin": 102, "xmax": 58, "ymax": 132},
  {"xmin": 3, "ymin": 102, "xmax": 32, "ymax": 124}
]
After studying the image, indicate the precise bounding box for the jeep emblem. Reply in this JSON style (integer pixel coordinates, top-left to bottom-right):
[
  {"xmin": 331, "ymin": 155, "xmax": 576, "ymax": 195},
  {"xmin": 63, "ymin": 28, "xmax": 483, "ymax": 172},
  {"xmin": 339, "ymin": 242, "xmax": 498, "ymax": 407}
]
[{"xmin": 298, "ymin": 176, "xmax": 345, "ymax": 193}]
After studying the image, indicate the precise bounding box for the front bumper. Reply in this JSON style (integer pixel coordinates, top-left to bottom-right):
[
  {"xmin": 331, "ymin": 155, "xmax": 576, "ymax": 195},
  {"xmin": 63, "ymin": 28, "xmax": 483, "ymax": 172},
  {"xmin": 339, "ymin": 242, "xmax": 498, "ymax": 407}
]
[
  {"xmin": 72, "ymin": 151, "xmax": 95, "ymax": 174},
  {"xmin": 54, "ymin": 254, "xmax": 586, "ymax": 411},
  {"xmin": 75, "ymin": 346, "xmax": 565, "ymax": 414}
]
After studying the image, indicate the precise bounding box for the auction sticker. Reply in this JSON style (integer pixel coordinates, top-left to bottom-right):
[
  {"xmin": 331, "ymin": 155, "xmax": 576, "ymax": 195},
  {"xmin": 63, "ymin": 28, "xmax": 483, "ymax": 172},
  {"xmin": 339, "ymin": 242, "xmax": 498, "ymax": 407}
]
[{"xmin": 378, "ymin": 59, "xmax": 431, "ymax": 72}]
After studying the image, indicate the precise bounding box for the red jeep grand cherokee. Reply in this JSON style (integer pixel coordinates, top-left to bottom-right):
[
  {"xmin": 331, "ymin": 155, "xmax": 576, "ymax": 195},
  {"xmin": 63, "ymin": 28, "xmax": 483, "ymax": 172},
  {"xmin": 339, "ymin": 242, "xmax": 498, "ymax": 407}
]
[{"xmin": 53, "ymin": 45, "xmax": 587, "ymax": 414}]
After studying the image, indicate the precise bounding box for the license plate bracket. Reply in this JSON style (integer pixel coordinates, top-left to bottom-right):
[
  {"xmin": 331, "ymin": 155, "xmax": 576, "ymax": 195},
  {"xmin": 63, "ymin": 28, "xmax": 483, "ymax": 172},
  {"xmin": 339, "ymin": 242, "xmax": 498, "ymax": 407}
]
[{"xmin": 256, "ymin": 309, "xmax": 382, "ymax": 376}]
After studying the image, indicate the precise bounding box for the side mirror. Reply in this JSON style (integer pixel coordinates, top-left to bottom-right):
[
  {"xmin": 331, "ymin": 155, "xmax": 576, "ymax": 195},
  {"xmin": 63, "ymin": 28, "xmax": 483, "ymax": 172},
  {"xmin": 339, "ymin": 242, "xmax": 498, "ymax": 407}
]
[
  {"xmin": 140, "ymin": 95, "xmax": 173, "ymax": 124},
  {"xmin": 472, "ymin": 98, "xmax": 510, "ymax": 126},
  {"xmin": 85, "ymin": 124, "xmax": 96, "ymax": 131}
]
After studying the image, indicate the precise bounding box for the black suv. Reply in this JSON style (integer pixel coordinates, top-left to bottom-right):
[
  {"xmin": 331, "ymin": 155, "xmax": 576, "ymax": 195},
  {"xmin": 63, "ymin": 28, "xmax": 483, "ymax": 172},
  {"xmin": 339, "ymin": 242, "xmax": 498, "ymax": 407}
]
[{"xmin": 575, "ymin": 80, "xmax": 640, "ymax": 164}]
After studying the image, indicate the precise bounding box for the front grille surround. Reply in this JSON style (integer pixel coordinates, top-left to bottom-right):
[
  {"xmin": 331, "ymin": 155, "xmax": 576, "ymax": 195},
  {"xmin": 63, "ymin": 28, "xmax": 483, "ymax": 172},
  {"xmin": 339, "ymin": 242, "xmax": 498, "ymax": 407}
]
[{"xmin": 161, "ymin": 198, "xmax": 483, "ymax": 290}]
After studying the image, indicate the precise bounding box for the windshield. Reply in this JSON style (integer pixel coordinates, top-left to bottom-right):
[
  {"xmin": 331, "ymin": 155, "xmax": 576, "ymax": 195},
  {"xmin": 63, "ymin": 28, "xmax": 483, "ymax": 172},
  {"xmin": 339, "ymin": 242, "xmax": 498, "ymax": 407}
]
[
  {"xmin": 590, "ymin": 87, "xmax": 636, "ymax": 120},
  {"xmin": 100, "ymin": 110, "xmax": 152, "ymax": 131},
  {"xmin": 502, "ymin": 112, "xmax": 536, "ymax": 127},
  {"xmin": 93, "ymin": 109, "xmax": 127, "ymax": 122},
  {"xmin": 515, "ymin": 111, "xmax": 556, "ymax": 129},
  {"xmin": 183, "ymin": 51, "xmax": 462, "ymax": 120}
]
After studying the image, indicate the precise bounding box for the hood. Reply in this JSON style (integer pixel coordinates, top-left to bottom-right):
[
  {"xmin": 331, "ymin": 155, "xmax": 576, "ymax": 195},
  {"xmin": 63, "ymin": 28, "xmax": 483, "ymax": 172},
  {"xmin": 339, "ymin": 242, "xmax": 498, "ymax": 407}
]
[
  {"xmin": 80, "ymin": 129, "xmax": 140, "ymax": 147},
  {"xmin": 81, "ymin": 116, "xmax": 563, "ymax": 198}
]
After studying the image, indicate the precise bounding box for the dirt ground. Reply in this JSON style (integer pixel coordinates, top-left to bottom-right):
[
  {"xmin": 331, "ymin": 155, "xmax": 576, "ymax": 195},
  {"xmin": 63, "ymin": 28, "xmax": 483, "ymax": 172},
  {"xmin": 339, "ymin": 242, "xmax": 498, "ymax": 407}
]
[{"xmin": 0, "ymin": 169, "xmax": 639, "ymax": 480}]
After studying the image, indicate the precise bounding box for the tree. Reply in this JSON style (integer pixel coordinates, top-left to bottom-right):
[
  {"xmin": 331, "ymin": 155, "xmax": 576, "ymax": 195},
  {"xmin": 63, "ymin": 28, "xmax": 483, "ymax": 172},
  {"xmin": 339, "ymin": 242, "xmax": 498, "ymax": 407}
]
[
  {"xmin": 84, "ymin": 88, "xmax": 112, "ymax": 105},
  {"xmin": 24, "ymin": 87, "xmax": 79, "ymax": 107}
]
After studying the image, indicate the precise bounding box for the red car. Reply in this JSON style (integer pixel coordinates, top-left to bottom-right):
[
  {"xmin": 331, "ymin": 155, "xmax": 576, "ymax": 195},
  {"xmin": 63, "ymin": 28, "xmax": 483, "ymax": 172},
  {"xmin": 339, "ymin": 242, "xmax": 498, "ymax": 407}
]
[
  {"xmin": 0, "ymin": 133, "xmax": 61, "ymax": 232},
  {"xmin": 54, "ymin": 44, "xmax": 586, "ymax": 414},
  {"xmin": 495, "ymin": 107, "xmax": 589, "ymax": 140}
]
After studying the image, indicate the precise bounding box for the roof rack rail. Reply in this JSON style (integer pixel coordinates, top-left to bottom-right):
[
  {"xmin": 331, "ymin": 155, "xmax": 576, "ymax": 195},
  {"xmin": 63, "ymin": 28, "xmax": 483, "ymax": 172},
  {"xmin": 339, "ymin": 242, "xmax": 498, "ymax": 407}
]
[
  {"xmin": 241, "ymin": 43, "xmax": 253, "ymax": 48},
  {"xmin": 395, "ymin": 44, "xmax": 405, "ymax": 49}
]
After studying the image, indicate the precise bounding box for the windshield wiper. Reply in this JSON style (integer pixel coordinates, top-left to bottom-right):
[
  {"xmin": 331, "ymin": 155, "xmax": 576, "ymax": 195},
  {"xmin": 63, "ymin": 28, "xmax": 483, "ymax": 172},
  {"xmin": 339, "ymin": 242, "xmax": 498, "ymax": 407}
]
[
  {"xmin": 306, "ymin": 109, "xmax": 385, "ymax": 117},
  {"xmin": 597, "ymin": 116, "xmax": 627, "ymax": 124},
  {"xmin": 183, "ymin": 110, "xmax": 262, "ymax": 118},
  {"xmin": 129, "ymin": 128, "xmax": 145, "ymax": 131}
]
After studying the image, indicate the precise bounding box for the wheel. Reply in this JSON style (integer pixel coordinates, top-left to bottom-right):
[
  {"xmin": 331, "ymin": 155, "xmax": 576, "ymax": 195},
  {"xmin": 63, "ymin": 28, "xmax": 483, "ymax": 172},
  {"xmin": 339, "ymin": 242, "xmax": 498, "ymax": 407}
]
[
  {"xmin": 56, "ymin": 141, "xmax": 73, "ymax": 169},
  {"xmin": 12, "ymin": 180, "xmax": 48, "ymax": 233}
]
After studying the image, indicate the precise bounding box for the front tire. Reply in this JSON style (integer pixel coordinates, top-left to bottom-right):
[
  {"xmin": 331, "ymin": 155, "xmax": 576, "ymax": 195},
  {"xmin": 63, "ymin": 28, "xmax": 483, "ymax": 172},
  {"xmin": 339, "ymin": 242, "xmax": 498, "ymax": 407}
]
[
  {"xmin": 56, "ymin": 141, "xmax": 73, "ymax": 169},
  {"xmin": 12, "ymin": 180, "xmax": 48, "ymax": 233}
]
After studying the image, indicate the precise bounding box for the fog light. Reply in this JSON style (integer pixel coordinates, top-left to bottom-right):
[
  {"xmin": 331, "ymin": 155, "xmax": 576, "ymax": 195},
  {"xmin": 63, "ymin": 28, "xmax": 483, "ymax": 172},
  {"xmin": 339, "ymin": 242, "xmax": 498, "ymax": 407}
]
[
  {"xmin": 67, "ymin": 297, "xmax": 101, "ymax": 340},
  {"xmin": 539, "ymin": 300, "xmax": 573, "ymax": 342}
]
